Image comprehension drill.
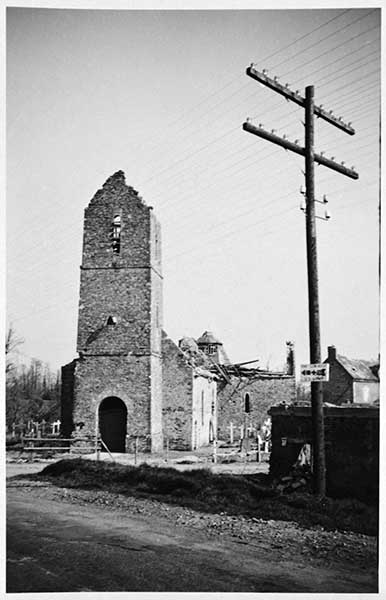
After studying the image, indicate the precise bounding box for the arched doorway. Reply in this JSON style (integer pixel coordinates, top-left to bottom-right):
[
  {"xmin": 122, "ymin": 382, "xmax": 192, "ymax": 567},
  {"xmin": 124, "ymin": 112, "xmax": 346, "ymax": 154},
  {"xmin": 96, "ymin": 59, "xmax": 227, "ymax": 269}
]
[{"xmin": 98, "ymin": 396, "xmax": 127, "ymax": 453}]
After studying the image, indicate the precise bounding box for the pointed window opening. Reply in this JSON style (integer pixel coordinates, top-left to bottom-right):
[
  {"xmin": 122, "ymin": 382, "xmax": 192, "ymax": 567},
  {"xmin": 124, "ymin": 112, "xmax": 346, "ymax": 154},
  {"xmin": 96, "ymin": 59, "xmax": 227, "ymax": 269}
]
[
  {"xmin": 211, "ymin": 387, "xmax": 215, "ymax": 416},
  {"xmin": 107, "ymin": 316, "xmax": 117, "ymax": 326},
  {"xmin": 111, "ymin": 214, "xmax": 121, "ymax": 254},
  {"xmin": 244, "ymin": 393, "xmax": 250, "ymax": 414}
]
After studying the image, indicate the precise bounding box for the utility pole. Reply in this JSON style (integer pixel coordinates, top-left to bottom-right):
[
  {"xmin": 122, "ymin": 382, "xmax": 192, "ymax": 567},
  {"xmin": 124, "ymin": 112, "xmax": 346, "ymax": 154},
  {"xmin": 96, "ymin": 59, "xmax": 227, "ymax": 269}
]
[
  {"xmin": 243, "ymin": 65, "xmax": 358, "ymax": 496},
  {"xmin": 304, "ymin": 85, "xmax": 325, "ymax": 496}
]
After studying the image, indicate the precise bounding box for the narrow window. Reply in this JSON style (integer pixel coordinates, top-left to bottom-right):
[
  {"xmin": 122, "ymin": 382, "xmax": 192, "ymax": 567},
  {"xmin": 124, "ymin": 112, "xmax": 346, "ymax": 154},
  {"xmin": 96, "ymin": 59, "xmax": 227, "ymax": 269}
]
[
  {"xmin": 201, "ymin": 390, "xmax": 205, "ymax": 426},
  {"xmin": 211, "ymin": 387, "xmax": 215, "ymax": 415},
  {"xmin": 244, "ymin": 393, "xmax": 250, "ymax": 414},
  {"xmin": 111, "ymin": 214, "xmax": 121, "ymax": 254}
]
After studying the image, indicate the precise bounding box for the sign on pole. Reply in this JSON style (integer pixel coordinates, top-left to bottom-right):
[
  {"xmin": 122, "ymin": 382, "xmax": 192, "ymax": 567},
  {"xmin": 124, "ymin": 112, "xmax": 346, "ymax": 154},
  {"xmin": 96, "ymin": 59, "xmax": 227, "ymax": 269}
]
[{"xmin": 300, "ymin": 363, "xmax": 330, "ymax": 382}]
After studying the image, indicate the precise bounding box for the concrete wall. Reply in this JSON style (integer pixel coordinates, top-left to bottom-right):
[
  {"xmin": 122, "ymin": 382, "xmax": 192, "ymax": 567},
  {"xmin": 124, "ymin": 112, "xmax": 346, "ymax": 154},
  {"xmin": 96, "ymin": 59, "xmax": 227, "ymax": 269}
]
[
  {"xmin": 269, "ymin": 405, "xmax": 379, "ymax": 502},
  {"xmin": 217, "ymin": 376, "xmax": 296, "ymax": 441}
]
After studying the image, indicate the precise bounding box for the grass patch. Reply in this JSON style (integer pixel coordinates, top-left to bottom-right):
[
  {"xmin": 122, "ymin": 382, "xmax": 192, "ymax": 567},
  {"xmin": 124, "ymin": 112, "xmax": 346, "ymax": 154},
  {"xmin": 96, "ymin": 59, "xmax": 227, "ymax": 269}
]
[{"xmin": 35, "ymin": 459, "xmax": 378, "ymax": 536}]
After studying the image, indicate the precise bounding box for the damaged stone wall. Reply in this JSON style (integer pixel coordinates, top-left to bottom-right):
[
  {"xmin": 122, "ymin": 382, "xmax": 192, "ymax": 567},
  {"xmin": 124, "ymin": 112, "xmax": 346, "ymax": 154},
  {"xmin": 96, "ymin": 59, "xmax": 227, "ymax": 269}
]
[
  {"xmin": 63, "ymin": 172, "xmax": 163, "ymax": 452},
  {"xmin": 162, "ymin": 333, "xmax": 193, "ymax": 450},
  {"xmin": 60, "ymin": 360, "xmax": 77, "ymax": 438},
  {"xmin": 269, "ymin": 405, "xmax": 379, "ymax": 502},
  {"xmin": 217, "ymin": 375, "xmax": 296, "ymax": 441},
  {"xmin": 162, "ymin": 333, "xmax": 217, "ymax": 450}
]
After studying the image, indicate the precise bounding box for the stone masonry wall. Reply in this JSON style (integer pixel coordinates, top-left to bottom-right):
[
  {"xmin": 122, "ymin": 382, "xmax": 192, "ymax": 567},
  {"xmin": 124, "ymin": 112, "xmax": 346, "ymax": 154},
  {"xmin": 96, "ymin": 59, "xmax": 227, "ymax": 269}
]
[
  {"xmin": 77, "ymin": 267, "xmax": 151, "ymax": 355},
  {"xmin": 269, "ymin": 405, "xmax": 379, "ymax": 502},
  {"xmin": 80, "ymin": 173, "xmax": 151, "ymax": 271},
  {"xmin": 150, "ymin": 354, "xmax": 163, "ymax": 452},
  {"xmin": 66, "ymin": 172, "xmax": 163, "ymax": 452},
  {"xmin": 217, "ymin": 376, "xmax": 296, "ymax": 441},
  {"xmin": 150, "ymin": 265, "xmax": 163, "ymax": 357},
  {"xmin": 60, "ymin": 360, "xmax": 77, "ymax": 438},
  {"xmin": 322, "ymin": 360, "xmax": 353, "ymax": 405},
  {"xmin": 77, "ymin": 171, "xmax": 163, "ymax": 358},
  {"xmin": 162, "ymin": 333, "xmax": 193, "ymax": 450},
  {"xmin": 73, "ymin": 355, "xmax": 153, "ymax": 452}
]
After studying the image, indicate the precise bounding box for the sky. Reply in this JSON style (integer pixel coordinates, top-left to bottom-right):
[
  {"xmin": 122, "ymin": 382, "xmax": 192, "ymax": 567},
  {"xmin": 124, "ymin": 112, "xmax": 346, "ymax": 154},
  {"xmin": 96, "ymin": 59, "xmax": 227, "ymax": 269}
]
[{"xmin": 6, "ymin": 4, "xmax": 381, "ymax": 374}]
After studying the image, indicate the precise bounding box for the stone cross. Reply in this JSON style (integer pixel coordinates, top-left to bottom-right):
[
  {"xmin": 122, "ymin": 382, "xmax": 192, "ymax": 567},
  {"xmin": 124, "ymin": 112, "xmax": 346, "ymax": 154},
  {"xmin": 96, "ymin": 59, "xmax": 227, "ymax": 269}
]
[{"xmin": 228, "ymin": 422, "xmax": 234, "ymax": 444}]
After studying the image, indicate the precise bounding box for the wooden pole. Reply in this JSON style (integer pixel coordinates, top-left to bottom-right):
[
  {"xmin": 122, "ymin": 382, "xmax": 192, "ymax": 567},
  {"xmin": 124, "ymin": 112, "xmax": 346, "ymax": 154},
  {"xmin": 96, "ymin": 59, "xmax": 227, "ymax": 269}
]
[
  {"xmin": 135, "ymin": 436, "xmax": 138, "ymax": 465},
  {"xmin": 99, "ymin": 438, "xmax": 115, "ymax": 463},
  {"xmin": 305, "ymin": 85, "xmax": 326, "ymax": 497},
  {"xmin": 257, "ymin": 434, "xmax": 261, "ymax": 463},
  {"xmin": 96, "ymin": 434, "xmax": 100, "ymax": 461}
]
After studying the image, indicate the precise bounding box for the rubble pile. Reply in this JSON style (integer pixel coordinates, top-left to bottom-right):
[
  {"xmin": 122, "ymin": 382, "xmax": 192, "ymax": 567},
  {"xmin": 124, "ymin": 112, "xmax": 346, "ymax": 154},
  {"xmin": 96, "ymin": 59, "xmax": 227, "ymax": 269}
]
[{"xmin": 272, "ymin": 465, "xmax": 312, "ymax": 495}]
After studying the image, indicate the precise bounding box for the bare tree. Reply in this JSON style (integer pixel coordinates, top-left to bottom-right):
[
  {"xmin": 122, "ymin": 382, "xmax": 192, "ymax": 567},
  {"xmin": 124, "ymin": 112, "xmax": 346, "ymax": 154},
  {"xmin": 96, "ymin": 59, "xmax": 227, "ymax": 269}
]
[{"xmin": 5, "ymin": 325, "xmax": 24, "ymax": 374}]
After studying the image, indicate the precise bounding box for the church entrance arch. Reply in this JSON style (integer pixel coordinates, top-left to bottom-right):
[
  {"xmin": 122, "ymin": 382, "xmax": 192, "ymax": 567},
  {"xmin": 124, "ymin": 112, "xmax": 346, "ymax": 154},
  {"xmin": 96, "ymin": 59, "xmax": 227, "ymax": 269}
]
[{"xmin": 98, "ymin": 396, "xmax": 127, "ymax": 453}]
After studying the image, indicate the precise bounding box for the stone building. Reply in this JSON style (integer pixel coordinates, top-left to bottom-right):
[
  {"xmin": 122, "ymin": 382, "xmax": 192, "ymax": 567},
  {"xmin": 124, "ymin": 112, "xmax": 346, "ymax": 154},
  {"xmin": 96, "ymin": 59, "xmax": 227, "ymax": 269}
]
[
  {"xmin": 162, "ymin": 333, "xmax": 217, "ymax": 450},
  {"xmin": 61, "ymin": 171, "xmax": 163, "ymax": 452},
  {"xmin": 198, "ymin": 338, "xmax": 296, "ymax": 441},
  {"xmin": 196, "ymin": 331, "xmax": 231, "ymax": 365},
  {"xmin": 61, "ymin": 171, "xmax": 296, "ymax": 453},
  {"xmin": 323, "ymin": 346, "xmax": 379, "ymax": 406}
]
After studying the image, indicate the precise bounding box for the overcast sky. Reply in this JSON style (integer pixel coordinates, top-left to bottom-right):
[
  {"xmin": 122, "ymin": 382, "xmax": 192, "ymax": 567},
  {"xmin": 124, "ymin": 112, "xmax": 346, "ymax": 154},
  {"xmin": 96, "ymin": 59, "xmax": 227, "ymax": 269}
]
[{"xmin": 6, "ymin": 5, "xmax": 380, "ymax": 373}]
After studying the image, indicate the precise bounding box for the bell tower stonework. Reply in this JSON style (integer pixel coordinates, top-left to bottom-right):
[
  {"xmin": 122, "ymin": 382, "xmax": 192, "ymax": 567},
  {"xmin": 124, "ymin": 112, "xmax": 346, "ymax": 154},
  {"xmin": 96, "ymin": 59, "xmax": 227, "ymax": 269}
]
[{"xmin": 61, "ymin": 171, "xmax": 163, "ymax": 452}]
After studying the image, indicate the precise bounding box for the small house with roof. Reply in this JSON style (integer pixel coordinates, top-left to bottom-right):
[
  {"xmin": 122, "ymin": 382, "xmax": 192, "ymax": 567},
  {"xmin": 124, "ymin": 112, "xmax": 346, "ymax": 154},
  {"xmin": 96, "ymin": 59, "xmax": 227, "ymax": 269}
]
[
  {"xmin": 323, "ymin": 346, "xmax": 379, "ymax": 406},
  {"xmin": 196, "ymin": 331, "xmax": 231, "ymax": 365}
]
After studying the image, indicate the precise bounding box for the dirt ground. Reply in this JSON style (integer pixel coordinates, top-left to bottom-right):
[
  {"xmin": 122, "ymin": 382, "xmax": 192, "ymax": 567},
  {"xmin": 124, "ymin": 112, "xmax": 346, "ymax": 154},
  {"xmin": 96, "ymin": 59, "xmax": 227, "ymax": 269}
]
[
  {"xmin": 6, "ymin": 445, "xmax": 270, "ymax": 475},
  {"xmin": 6, "ymin": 461, "xmax": 378, "ymax": 593}
]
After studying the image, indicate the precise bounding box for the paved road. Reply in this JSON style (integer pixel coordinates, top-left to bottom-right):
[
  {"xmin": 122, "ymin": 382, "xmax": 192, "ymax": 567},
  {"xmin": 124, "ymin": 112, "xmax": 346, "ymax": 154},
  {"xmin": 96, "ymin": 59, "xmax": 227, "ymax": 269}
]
[{"xmin": 7, "ymin": 485, "xmax": 376, "ymax": 593}]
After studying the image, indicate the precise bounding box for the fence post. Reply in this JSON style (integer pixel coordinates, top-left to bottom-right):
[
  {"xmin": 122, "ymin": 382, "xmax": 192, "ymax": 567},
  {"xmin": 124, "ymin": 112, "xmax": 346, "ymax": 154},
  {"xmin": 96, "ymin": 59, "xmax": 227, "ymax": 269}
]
[
  {"xmin": 99, "ymin": 438, "xmax": 115, "ymax": 463},
  {"xmin": 95, "ymin": 434, "xmax": 100, "ymax": 461},
  {"xmin": 213, "ymin": 437, "xmax": 217, "ymax": 464},
  {"xmin": 135, "ymin": 437, "xmax": 138, "ymax": 465},
  {"xmin": 257, "ymin": 434, "xmax": 261, "ymax": 463}
]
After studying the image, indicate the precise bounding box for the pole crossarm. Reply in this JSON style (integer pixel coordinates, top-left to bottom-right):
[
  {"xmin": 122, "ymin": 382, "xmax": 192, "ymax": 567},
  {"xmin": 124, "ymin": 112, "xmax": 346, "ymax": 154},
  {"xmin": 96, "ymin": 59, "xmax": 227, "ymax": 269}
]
[
  {"xmin": 246, "ymin": 65, "xmax": 355, "ymax": 136},
  {"xmin": 242, "ymin": 121, "xmax": 359, "ymax": 180}
]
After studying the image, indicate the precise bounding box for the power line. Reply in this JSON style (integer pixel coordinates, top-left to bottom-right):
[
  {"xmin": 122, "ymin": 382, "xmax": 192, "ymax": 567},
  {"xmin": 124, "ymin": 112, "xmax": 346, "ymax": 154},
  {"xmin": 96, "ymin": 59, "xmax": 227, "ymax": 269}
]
[
  {"xmin": 270, "ymin": 9, "xmax": 378, "ymax": 71},
  {"xmin": 130, "ymin": 9, "xmax": 353, "ymax": 162},
  {"xmin": 133, "ymin": 15, "xmax": 379, "ymax": 190}
]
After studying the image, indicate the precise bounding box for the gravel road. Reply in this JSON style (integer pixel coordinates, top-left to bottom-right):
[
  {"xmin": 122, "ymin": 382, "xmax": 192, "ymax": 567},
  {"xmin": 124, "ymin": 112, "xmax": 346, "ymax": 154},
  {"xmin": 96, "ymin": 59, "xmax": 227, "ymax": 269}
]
[{"xmin": 7, "ymin": 470, "xmax": 378, "ymax": 593}]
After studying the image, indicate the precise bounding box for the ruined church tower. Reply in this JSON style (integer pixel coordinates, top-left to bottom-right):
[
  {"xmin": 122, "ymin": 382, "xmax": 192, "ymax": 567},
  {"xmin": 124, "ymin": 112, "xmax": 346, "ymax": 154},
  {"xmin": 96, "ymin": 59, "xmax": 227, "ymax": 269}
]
[{"xmin": 61, "ymin": 171, "xmax": 163, "ymax": 452}]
